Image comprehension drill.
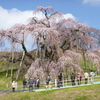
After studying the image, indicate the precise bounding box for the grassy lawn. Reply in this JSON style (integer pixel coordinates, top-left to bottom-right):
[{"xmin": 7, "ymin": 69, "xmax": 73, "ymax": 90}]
[{"xmin": 1, "ymin": 84, "xmax": 100, "ymax": 100}]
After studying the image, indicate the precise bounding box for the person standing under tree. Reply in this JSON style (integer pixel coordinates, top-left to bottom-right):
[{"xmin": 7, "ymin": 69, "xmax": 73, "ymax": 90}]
[
  {"xmin": 58, "ymin": 73, "xmax": 62, "ymax": 81},
  {"xmin": 57, "ymin": 79, "xmax": 62, "ymax": 88},
  {"xmin": 28, "ymin": 78, "xmax": 33, "ymax": 91},
  {"xmin": 33, "ymin": 78, "xmax": 37, "ymax": 90},
  {"xmin": 58, "ymin": 73, "xmax": 63, "ymax": 86},
  {"xmin": 12, "ymin": 81, "xmax": 16, "ymax": 92},
  {"xmin": 71, "ymin": 73, "xmax": 76, "ymax": 86},
  {"xmin": 37, "ymin": 78, "xmax": 40, "ymax": 89},
  {"xmin": 84, "ymin": 71, "xmax": 89, "ymax": 84},
  {"xmin": 46, "ymin": 76, "xmax": 50, "ymax": 89},
  {"xmin": 90, "ymin": 70, "xmax": 95, "ymax": 84},
  {"xmin": 77, "ymin": 73, "xmax": 82, "ymax": 85},
  {"xmin": 23, "ymin": 79, "xmax": 27, "ymax": 91}
]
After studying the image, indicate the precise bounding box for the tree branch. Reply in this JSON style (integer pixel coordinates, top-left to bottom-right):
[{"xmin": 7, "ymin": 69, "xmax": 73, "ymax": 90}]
[{"xmin": 21, "ymin": 41, "xmax": 34, "ymax": 60}]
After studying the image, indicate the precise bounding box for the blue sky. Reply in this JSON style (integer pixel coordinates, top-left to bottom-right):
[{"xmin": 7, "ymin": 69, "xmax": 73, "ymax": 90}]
[{"xmin": 0, "ymin": 0, "xmax": 100, "ymax": 30}]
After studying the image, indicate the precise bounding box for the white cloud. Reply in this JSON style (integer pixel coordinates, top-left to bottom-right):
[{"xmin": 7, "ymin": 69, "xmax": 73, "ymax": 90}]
[
  {"xmin": 0, "ymin": 6, "xmax": 33, "ymax": 30},
  {"xmin": 83, "ymin": 0, "xmax": 100, "ymax": 5},
  {"xmin": 0, "ymin": 6, "xmax": 76, "ymax": 30},
  {"xmin": 63, "ymin": 13, "xmax": 76, "ymax": 20}
]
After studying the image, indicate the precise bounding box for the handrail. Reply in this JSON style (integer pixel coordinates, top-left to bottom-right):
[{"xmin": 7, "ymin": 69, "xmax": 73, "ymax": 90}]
[{"xmin": 0, "ymin": 75, "xmax": 100, "ymax": 96}]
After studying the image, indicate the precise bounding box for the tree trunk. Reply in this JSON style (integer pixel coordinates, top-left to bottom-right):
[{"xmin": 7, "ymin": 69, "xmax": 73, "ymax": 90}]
[
  {"xmin": 83, "ymin": 50, "xmax": 87, "ymax": 70},
  {"xmin": 15, "ymin": 51, "xmax": 25, "ymax": 80},
  {"xmin": 11, "ymin": 42, "xmax": 14, "ymax": 82}
]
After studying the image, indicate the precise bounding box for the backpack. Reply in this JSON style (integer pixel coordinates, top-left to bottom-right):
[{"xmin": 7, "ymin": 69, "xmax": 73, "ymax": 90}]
[
  {"xmin": 37, "ymin": 80, "xmax": 40, "ymax": 84},
  {"xmin": 90, "ymin": 72, "xmax": 95, "ymax": 77},
  {"xmin": 77, "ymin": 74, "xmax": 82, "ymax": 80},
  {"xmin": 46, "ymin": 78, "xmax": 50, "ymax": 82}
]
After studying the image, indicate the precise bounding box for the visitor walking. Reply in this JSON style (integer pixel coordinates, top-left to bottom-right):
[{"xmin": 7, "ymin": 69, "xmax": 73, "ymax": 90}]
[
  {"xmin": 58, "ymin": 73, "xmax": 63, "ymax": 86},
  {"xmin": 90, "ymin": 70, "xmax": 95, "ymax": 84},
  {"xmin": 33, "ymin": 78, "xmax": 37, "ymax": 90},
  {"xmin": 46, "ymin": 76, "xmax": 50, "ymax": 89},
  {"xmin": 57, "ymin": 79, "xmax": 61, "ymax": 88},
  {"xmin": 37, "ymin": 78, "xmax": 40, "ymax": 89},
  {"xmin": 28, "ymin": 78, "xmax": 33, "ymax": 91},
  {"xmin": 49, "ymin": 81, "xmax": 52, "ymax": 89},
  {"xmin": 23, "ymin": 79, "xmax": 27, "ymax": 91},
  {"xmin": 71, "ymin": 73, "xmax": 76, "ymax": 86},
  {"xmin": 77, "ymin": 73, "xmax": 82, "ymax": 85},
  {"xmin": 84, "ymin": 71, "xmax": 89, "ymax": 84},
  {"xmin": 12, "ymin": 81, "xmax": 16, "ymax": 92},
  {"xmin": 58, "ymin": 73, "xmax": 62, "ymax": 81},
  {"xmin": 46, "ymin": 76, "xmax": 50, "ymax": 85}
]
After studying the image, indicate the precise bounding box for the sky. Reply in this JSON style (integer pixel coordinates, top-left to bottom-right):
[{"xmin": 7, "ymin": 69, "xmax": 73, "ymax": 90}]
[{"xmin": 0, "ymin": 0, "xmax": 100, "ymax": 30}]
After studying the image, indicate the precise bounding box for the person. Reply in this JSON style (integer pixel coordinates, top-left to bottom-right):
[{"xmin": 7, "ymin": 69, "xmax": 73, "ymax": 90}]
[
  {"xmin": 23, "ymin": 79, "xmax": 27, "ymax": 91},
  {"xmin": 77, "ymin": 73, "xmax": 82, "ymax": 85},
  {"xmin": 12, "ymin": 81, "xmax": 16, "ymax": 92},
  {"xmin": 70, "ymin": 73, "xmax": 76, "ymax": 86},
  {"xmin": 46, "ymin": 76, "xmax": 50, "ymax": 89},
  {"xmin": 58, "ymin": 73, "xmax": 63, "ymax": 86},
  {"xmin": 28, "ymin": 78, "xmax": 33, "ymax": 91},
  {"xmin": 57, "ymin": 79, "xmax": 61, "ymax": 88},
  {"xmin": 49, "ymin": 81, "xmax": 52, "ymax": 89},
  {"xmin": 58, "ymin": 73, "xmax": 62, "ymax": 81},
  {"xmin": 33, "ymin": 78, "xmax": 37, "ymax": 90},
  {"xmin": 46, "ymin": 76, "xmax": 50, "ymax": 85},
  {"xmin": 37, "ymin": 78, "xmax": 40, "ymax": 89},
  {"xmin": 90, "ymin": 70, "xmax": 95, "ymax": 84},
  {"xmin": 84, "ymin": 71, "xmax": 89, "ymax": 84}
]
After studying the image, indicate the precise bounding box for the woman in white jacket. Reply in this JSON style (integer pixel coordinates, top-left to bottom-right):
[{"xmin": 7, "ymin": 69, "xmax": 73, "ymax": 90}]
[{"xmin": 12, "ymin": 81, "xmax": 16, "ymax": 92}]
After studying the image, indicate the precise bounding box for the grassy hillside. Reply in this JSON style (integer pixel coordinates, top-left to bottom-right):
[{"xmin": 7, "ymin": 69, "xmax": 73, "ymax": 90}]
[
  {"xmin": 0, "ymin": 52, "xmax": 100, "ymax": 100},
  {"xmin": 1, "ymin": 84, "xmax": 100, "ymax": 100}
]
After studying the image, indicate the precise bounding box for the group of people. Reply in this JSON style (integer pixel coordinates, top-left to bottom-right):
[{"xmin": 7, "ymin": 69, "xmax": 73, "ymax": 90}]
[
  {"xmin": 11, "ymin": 71, "xmax": 96, "ymax": 92},
  {"xmin": 11, "ymin": 78, "xmax": 40, "ymax": 92},
  {"xmin": 24, "ymin": 76, "xmax": 51, "ymax": 91},
  {"xmin": 23, "ymin": 78, "xmax": 40, "ymax": 91},
  {"xmin": 70, "ymin": 70, "xmax": 96, "ymax": 86}
]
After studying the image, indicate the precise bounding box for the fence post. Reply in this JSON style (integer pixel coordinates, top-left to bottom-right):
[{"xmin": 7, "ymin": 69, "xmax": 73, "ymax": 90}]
[
  {"xmin": 75, "ymin": 79, "xmax": 76, "ymax": 85},
  {"xmin": 88, "ymin": 77, "xmax": 89, "ymax": 83},
  {"xmin": 6, "ymin": 83, "xmax": 8, "ymax": 94},
  {"xmin": 55, "ymin": 79, "xmax": 57, "ymax": 87},
  {"xmin": 66, "ymin": 78, "xmax": 67, "ymax": 86},
  {"xmin": 6, "ymin": 83, "xmax": 8, "ymax": 89},
  {"xmin": 63, "ymin": 78, "xmax": 64, "ymax": 87},
  {"xmin": 16, "ymin": 82, "xmax": 18, "ymax": 90}
]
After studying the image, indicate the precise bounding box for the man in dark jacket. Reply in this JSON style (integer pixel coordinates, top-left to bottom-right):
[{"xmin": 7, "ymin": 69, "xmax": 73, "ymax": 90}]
[
  {"xmin": 46, "ymin": 76, "xmax": 50, "ymax": 85},
  {"xmin": 23, "ymin": 79, "xmax": 27, "ymax": 91},
  {"xmin": 46, "ymin": 76, "xmax": 50, "ymax": 90},
  {"xmin": 58, "ymin": 73, "xmax": 62, "ymax": 81},
  {"xmin": 28, "ymin": 78, "xmax": 33, "ymax": 91},
  {"xmin": 33, "ymin": 78, "xmax": 37, "ymax": 90},
  {"xmin": 58, "ymin": 73, "xmax": 63, "ymax": 86},
  {"xmin": 71, "ymin": 73, "xmax": 76, "ymax": 86}
]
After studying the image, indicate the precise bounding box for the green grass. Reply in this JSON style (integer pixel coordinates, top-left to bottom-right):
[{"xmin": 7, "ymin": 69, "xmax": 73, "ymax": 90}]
[
  {"xmin": 0, "ymin": 52, "xmax": 100, "ymax": 99},
  {"xmin": 0, "ymin": 69, "xmax": 23, "ymax": 90},
  {"xmin": 1, "ymin": 84, "xmax": 100, "ymax": 100}
]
